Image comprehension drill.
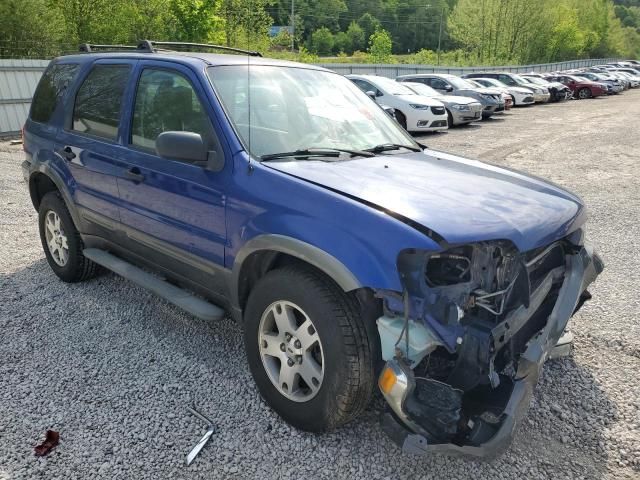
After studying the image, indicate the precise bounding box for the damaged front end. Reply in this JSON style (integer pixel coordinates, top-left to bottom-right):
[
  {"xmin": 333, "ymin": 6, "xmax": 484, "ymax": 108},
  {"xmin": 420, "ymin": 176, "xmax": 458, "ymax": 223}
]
[{"xmin": 375, "ymin": 229, "xmax": 603, "ymax": 459}]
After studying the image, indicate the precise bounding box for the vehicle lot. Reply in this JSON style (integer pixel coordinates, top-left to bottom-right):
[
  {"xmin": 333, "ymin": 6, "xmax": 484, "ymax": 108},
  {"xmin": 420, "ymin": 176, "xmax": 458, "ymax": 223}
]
[{"xmin": 1, "ymin": 90, "xmax": 639, "ymax": 479}]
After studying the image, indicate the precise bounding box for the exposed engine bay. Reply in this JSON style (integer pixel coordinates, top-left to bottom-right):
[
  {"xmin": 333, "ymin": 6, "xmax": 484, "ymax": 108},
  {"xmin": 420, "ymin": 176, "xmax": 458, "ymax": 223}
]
[{"xmin": 375, "ymin": 231, "xmax": 603, "ymax": 458}]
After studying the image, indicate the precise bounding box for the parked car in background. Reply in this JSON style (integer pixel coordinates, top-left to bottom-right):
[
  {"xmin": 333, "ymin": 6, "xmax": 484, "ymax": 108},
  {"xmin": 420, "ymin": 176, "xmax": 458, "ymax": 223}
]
[
  {"xmin": 575, "ymin": 72, "xmax": 623, "ymax": 94},
  {"xmin": 520, "ymin": 74, "xmax": 571, "ymax": 102},
  {"xmin": 544, "ymin": 74, "xmax": 607, "ymax": 99},
  {"xmin": 396, "ymin": 73, "xmax": 504, "ymax": 119},
  {"xmin": 611, "ymin": 71, "xmax": 640, "ymax": 88},
  {"xmin": 465, "ymin": 79, "xmax": 513, "ymax": 110},
  {"xmin": 398, "ymin": 81, "xmax": 483, "ymax": 126},
  {"xmin": 347, "ymin": 74, "xmax": 448, "ymax": 132},
  {"xmin": 463, "ymin": 72, "xmax": 551, "ymax": 103},
  {"xmin": 471, "ymin": 77, "xmax": 535, "ymax": 106}
]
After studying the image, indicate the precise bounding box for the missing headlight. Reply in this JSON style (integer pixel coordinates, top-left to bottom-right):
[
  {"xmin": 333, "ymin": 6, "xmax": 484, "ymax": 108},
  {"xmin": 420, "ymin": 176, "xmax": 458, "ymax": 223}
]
[{"xmin": 425, "ymin": 247, "xmax": 472, "ymax": 287}]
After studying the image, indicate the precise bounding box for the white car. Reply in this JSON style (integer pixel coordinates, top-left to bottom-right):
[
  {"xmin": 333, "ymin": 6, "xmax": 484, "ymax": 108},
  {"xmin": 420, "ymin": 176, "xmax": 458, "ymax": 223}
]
[
  {"xmin": 346, "ymin": 74, "xmax": 448, "ymax": 132},
  {"xmin": 399, "ymin": 82, "xmax": 483, "ymax": 126},
  {"xmin": 612, "ymin": 71, "xmax": 640, "ymax": 88},
  {"xmin": 470, "ymin": 77, "xmax": 536, "ymax": 106}
]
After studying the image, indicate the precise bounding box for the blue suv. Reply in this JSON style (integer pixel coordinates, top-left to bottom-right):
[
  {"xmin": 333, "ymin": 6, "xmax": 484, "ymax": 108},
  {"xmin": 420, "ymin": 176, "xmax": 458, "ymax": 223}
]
[{"xmin": 23, "ymin": 41, "xmax": 603, "ymax": 458}]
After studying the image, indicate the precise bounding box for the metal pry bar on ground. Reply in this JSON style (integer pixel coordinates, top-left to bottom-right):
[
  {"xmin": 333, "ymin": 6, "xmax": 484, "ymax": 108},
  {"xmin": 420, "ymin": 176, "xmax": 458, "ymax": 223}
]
[{"xmin": 185, "ymin": 406, "xmax": 217, "ymax": 466}]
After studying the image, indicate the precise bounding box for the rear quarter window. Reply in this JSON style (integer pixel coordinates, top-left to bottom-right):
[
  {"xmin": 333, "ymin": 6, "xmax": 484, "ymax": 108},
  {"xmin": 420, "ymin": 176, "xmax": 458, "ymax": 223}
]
[{"xmin": 30, "ymin": 64, "xmax": 79, "ymax": 124}]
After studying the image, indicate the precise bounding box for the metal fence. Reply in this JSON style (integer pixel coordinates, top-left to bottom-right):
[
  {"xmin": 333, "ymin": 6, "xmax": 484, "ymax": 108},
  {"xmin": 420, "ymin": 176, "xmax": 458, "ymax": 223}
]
[
  {"xmin": 316, "ymin": 58, "xmax": 622, "ymax": 78},
  {"xmin": 0, "ymin": 57, "xmax": 622, "ymax": 137},
  {"xmin": 0, "ymin": 59, "xmax": 50, "ymax": 137}
]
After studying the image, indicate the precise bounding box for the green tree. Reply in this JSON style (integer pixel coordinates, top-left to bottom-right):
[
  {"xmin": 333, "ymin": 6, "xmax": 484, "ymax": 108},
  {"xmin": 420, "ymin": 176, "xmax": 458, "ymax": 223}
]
[
  {"xmin": 309, "ymin": 27, "xmax": 334, "ymax": 55},
  {"xmin": 345, "ymin": 21, "xmax": 365, "ymax": 53},
  {"xmin": 357, "ymin": 13, "xmax": 381, "ymax": 45},
  {"xmin": 333, "ymin": 31, "xmax": 351, "ymax": 53},
  {"xmin": 368, "ymin": 28, "xmax": 393, "ymax": 62},
  {"xmin": 0, "ymin": 0, "xmax": 66, "ymax": 57}
]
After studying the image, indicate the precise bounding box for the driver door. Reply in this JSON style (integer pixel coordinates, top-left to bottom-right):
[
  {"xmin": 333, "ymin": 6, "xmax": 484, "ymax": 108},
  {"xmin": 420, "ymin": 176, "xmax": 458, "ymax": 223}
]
[{"xmin": 115, "ymin": 60, "xmax": 229, "ymax": 294}]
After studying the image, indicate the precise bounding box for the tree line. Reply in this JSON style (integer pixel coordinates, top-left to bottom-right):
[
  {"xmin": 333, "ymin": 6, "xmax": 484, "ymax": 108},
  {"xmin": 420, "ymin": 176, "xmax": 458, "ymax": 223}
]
[{"xmin": 0, "ymin": 0, "xmax": 638, "ymax": 63}]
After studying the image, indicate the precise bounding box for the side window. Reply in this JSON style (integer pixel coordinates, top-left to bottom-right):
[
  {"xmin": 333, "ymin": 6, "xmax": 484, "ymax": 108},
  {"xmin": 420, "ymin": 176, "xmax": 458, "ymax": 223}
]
[
  {"xmin": 430, "ymin": 78, "xmax": 447, "ymax": 90},
  {"xmin": 499, "ymin": 75, "xmax": 515, "ymax": 86},
  {"xmin": 351, "ymin": 79, "xmax": 375, "ymax": 94},
  {"xmin": 72, "ymin": 65, "xmax": 130, "ymax": 140},
  {"xmin": 30, "ymin": 64, "xmax": 79, "ymax": 124},
  {"xmin": 131, "ymin": 69, "xmax": 215, "ymax": 153}
]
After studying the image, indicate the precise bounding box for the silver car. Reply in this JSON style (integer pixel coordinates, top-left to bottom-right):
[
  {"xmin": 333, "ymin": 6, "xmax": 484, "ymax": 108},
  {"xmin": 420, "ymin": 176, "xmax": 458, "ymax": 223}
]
[
  {"xmin": 396, "ymin": 73, "xmax": 505, "ymax": 119},
  {"xmin": 399, "ymin": 81, "xmax": 483, "ymax": 126}
]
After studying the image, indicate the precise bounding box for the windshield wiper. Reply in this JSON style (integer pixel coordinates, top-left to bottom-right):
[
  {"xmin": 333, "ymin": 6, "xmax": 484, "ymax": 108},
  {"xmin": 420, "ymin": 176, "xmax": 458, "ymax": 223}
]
[
  {"xmin": 364, "ymin": 143, "xmax": 423, "ymax": 154},
  {"xmin": 261, "ymin": 147, "xmax": 375, "ymax": 161}
]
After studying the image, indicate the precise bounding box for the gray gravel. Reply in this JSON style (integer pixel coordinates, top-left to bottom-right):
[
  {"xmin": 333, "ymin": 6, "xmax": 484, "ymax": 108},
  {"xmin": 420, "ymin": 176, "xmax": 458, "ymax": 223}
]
[{"xmin": 1, "ymin": 91, "xmax": 640, "ymax": 479}]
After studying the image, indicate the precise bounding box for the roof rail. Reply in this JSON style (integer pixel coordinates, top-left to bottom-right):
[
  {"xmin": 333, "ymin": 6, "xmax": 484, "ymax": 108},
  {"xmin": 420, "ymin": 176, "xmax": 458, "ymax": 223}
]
[
  {"xmin": 139, "ymin": 40, "xmax": 262, "ymax": 57},
  {"xmin": 79, "ymin": 43, "xmax": 152, "ymax": 53}
]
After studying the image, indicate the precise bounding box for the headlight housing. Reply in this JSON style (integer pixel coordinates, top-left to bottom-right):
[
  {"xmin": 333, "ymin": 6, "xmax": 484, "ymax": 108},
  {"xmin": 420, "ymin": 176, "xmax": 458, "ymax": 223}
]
[
  {"xmin": 409, "ymin": 104, "xmax": 429, "ymax": 110},
  {"xmin": 452, "ymin": 104, "xmax": 470, "ymax": 111}
]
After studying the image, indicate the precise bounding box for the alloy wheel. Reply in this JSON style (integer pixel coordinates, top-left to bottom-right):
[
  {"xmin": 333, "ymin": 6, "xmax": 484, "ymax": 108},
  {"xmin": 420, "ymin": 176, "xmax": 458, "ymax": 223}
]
[
  {"xmin": 44, "ymin": 210, "xmax": 69, "ymax": 266},
  {"xmin": 258, "ymin": 300, "xmax": 325, "ymax": 402}
]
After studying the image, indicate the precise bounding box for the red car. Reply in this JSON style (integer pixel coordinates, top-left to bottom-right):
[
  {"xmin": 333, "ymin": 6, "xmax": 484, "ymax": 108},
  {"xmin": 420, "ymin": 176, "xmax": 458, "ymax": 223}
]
[{"xmin": 544, "ymin": 74, "xmax": 607, "ymax": 99}]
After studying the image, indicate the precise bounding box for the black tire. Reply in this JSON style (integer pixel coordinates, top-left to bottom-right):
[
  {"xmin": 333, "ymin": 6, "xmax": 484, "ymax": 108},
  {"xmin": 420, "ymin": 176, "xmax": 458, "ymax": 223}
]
[
  {"xmin": 244, "ymin": 265, "xmax": 375, "ymax": 432},
  {"xmin": 447, "ymin": 109, "xmax": 454, "ymax": 128},
  {"xmin": 395, "ymin": 110, "xmax": 407, "ymax": 130},
  {"xmin": 510, "ymin": 94, "xmax": 516, "ymax": 106},
  {"xmin": 38, "ymin": 191, "xmax": 99, "ymax": 283}
]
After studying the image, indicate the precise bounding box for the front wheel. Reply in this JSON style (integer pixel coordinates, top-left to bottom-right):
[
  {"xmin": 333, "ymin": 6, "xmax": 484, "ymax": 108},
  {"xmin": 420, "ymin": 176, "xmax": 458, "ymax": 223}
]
[
  {"xmin": 244, "ymin": 265, "xmax": 375, "ymax": 432},
  {"xmin": 395, "ymin": 110, "xmax": 407, "ymax": 130}
]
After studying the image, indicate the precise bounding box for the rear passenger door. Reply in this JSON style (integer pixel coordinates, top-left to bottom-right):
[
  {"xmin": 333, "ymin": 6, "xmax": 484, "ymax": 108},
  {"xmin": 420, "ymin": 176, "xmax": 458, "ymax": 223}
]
[
  {"xmin": 56, "ymin": 60, "xmax": 135, "ymax": 226},
  {"xmin": 115, "ymin": 60, "xmax": 229, "ymax": 295}
]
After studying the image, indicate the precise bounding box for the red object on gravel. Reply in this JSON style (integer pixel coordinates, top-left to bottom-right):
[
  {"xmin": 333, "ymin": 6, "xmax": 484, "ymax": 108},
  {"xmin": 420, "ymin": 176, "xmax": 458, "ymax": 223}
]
[{"xmin": 34, "ymin": 430, "xmax": 59, "ymax": 456}]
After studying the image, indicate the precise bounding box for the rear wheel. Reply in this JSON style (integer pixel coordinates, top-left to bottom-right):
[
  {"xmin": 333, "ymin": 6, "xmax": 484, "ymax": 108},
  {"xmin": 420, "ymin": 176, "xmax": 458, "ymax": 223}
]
[
  {"xmin": 578, "ymin": 87, "xmax": 592, "ymax": 100},
  {"xmin": 447, "ymin": 109, "xmax": 454, "ymax": 127},
  {"xmin": 244, "ymin": 265, "xmax": 375, "ymax": 431},
  {"xmin": 38, "ymin": 191, "xmax": 99, "ymax": 282}
]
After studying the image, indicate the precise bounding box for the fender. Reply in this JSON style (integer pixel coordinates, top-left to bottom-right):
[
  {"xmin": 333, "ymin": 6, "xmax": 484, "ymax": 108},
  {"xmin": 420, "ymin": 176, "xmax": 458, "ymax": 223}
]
[
  {"xmin": 231, "ymin": 234, "xmax": 362, "ymax": 307},
  {"xmin": 27, "ymin": 161, "xmax": 83, "ymax": 229}
]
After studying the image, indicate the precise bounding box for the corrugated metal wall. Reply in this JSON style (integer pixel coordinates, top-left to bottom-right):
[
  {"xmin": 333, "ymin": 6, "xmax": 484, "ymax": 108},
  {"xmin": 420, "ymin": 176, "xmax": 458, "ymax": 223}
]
[
  {"xmin": 0, "ymin": 59, "xmax": 49, "ymax": 137},
  {"xmin": 0, "ymin": 57, "xmax": 622, "ymax": 137}
]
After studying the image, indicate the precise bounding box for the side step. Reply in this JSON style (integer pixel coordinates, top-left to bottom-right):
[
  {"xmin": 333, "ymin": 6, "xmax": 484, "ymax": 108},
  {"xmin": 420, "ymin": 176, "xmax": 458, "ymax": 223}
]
[{"xmin": 83, "ymin": 248, "xmax": 225, "ymax": 321}]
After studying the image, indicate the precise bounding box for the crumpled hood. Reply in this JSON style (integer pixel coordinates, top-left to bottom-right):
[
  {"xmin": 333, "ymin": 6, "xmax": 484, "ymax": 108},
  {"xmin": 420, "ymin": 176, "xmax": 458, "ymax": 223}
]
[{"xmin": 266, "ymin": 150, "xmax": 585, "ymax": 252}]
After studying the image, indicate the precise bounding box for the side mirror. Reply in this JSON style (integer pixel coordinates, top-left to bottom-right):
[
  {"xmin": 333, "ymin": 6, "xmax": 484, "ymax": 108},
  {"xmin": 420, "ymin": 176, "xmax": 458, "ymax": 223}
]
[
  {"xmin": 156, "ymin": 131, "xmax": 224, "ymax": 171},
  {"xmin": 445, "ymin": 85, "xmax": 454, "ymax": 92},
  {"xmin": 365, "ymin": 90, "xmax": 377, "ymax": 100}
]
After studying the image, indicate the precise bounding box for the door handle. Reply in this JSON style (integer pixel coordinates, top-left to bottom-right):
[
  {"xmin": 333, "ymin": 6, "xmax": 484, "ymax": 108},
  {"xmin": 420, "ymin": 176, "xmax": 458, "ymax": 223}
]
[
  {"xmin": 125, "ymin": 167, "xmax": 145, "ymax": 183},
  {"xmin": 57, "ymin": 146, "xmax": 76, "ymax": 161}
]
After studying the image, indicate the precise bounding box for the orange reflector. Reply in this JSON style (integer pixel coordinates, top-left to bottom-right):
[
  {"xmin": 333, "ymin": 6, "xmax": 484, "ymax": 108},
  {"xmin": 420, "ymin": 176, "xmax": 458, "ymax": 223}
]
[{"xmin": 378, "ymin": 367, "xmax": 397, "ymax": 394}]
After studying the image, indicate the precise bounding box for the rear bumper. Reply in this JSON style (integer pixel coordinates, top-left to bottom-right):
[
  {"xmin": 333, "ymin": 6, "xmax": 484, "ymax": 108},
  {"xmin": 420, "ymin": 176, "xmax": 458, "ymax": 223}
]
[{"xmin": 380, "ymin": 244, "xmax": 603, "ymax": 459}]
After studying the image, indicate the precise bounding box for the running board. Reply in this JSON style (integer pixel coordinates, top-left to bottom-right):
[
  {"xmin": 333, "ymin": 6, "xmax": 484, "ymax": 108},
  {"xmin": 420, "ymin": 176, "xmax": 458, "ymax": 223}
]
[{"xmin": 83, "ymin": 248, "xmax": 225, "ymax": 321}]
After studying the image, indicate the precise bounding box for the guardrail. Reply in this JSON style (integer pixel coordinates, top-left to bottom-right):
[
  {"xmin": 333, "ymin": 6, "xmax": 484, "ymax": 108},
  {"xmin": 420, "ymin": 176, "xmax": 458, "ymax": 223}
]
[
  {"xmin": 0, "ymin": 57, "xmax": 623, "ymax": 137},
  {"xmin": 316, "ymin": 58, "xmax": 622, "ymax": 78}
]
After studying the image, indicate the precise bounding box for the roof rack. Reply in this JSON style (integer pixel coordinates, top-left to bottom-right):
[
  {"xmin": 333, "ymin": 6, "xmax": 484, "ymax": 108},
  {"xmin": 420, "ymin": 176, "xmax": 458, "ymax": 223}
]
[
  {"xmin": 79, "ymin": 43, "xmax": 152, "ymax": 53},
  {"xmin": 138, "ymin": 40, "xmax": 262, "ymax": 57}
]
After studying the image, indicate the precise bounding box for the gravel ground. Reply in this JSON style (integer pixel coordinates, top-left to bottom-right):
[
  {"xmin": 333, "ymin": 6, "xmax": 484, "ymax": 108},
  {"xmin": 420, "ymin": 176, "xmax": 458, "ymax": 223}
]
[{"xmin": 1, "ymin": 91, "xmax": 639, "ymax": 479}]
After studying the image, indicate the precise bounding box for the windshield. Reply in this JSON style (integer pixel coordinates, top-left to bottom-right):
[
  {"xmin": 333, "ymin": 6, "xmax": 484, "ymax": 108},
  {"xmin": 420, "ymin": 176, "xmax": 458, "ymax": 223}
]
[
  {"xmin": 525, "ymin": 77, "xmax": 548, "ymax": 86},
  {"xmin": 510, "ymin": 74, "xmax": 529, "ymax": 84},
  {"xmin": 447, "ymin": 77, "xmax": 476, "ymax": 89},
  {"xmin": 403, "ymin": 82, "xmax": 440, "ymax": 97},
  {"xmin": 370, "ymin": 76, "xmax": 416, "ymax": 95},
  {"xmin": 207, "ymin": 65, "xmax": 417, "ymax": 159}
]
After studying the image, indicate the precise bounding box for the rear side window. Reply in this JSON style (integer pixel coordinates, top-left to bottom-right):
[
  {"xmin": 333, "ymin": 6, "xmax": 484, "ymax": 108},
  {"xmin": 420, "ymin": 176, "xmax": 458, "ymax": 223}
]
[
  {"xmin": 72, "ymin": 65, "xmax": 131, "ymax": 140},
  {"xmin": 30, "ymin": 64, "xmax": 79, "ymax": 124}
]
